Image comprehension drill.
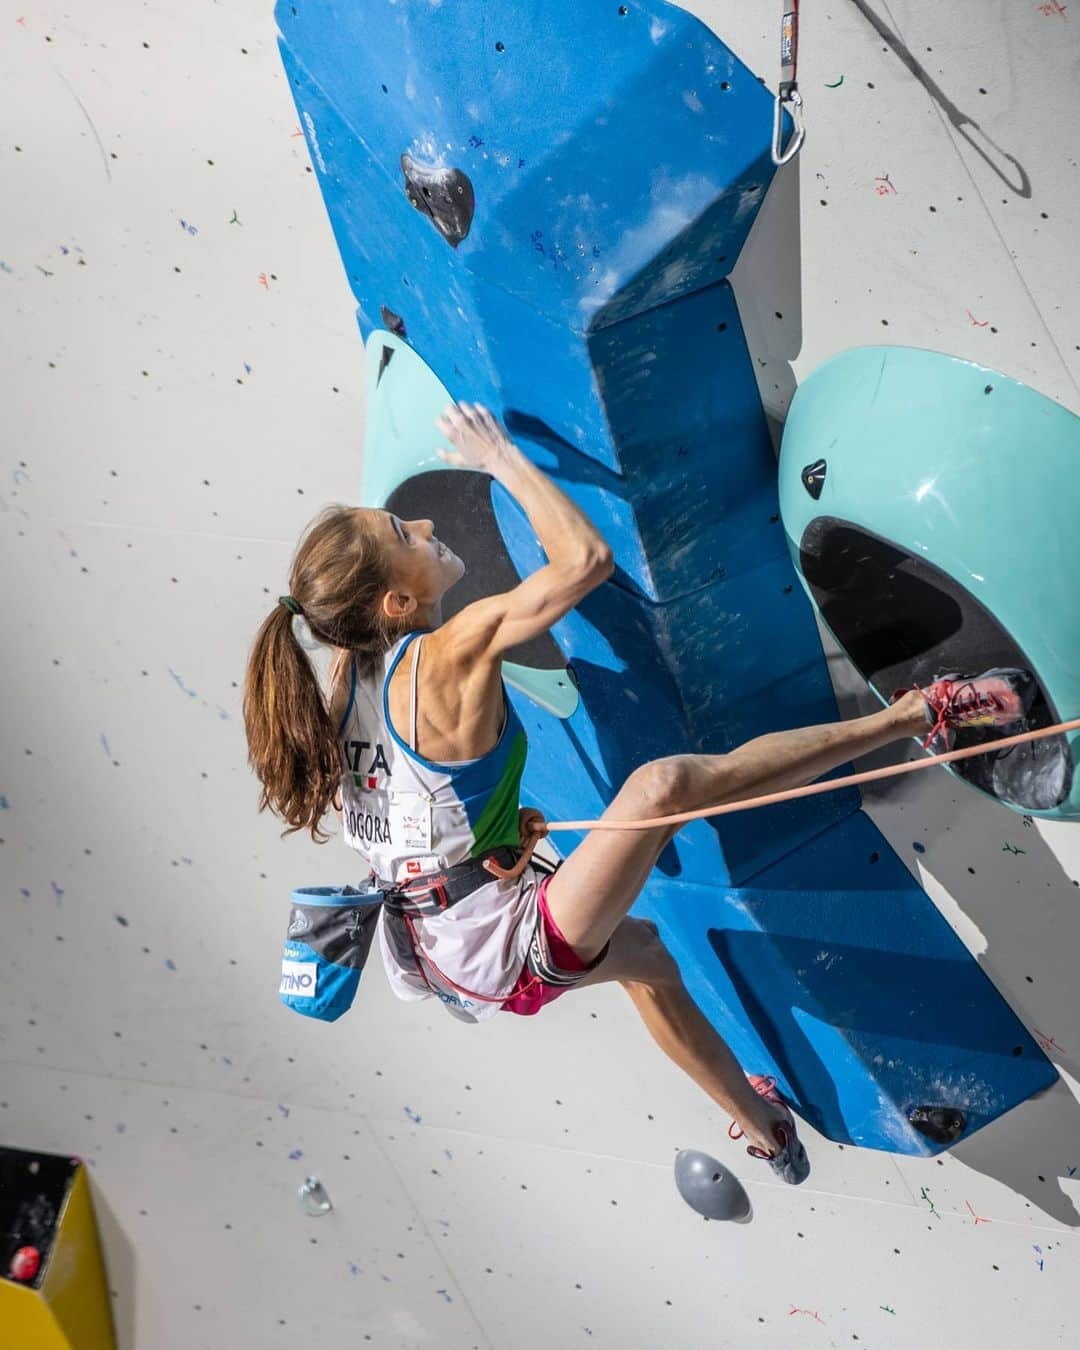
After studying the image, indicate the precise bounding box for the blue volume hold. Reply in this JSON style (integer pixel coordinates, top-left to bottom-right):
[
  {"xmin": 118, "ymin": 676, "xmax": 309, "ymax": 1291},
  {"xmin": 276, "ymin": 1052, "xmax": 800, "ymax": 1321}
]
[{"xmin": 273, "ymin": 0, "xmax": 1058, "ymax": 1152}]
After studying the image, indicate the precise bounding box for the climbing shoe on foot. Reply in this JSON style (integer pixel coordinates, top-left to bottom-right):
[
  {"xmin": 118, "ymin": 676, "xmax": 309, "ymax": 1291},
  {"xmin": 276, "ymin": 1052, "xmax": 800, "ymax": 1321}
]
[
  {"xmin": 728, "ymin": 1075, "xmax": 811, "ymax": 1186},
  {"xmin": 892, "ymin": 667, "xmax": 1035, "ymax": 754}
]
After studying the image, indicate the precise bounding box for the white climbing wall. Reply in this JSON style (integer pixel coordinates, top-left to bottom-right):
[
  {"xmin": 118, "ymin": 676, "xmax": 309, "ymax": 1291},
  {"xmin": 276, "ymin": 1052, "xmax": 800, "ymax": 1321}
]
[{"xmin": 1, "ymin": 2, "xmax": 1078, "ymax": 1347}]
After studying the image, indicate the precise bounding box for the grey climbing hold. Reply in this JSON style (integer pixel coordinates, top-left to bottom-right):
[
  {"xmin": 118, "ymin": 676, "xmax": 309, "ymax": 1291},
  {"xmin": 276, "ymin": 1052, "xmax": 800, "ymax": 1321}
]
[
  {"xmin": 379, "ymin": 305, "xmax": 406, "ymax": 337},
  {"xmin": 400, "ymin": 154, "xmax": 475, "ymax": 247},
  {"xmin": 674, "ymin": 1150, "xmax": 752, "ymax": 1221},
  {"xmin": 298, "ymin": 1175, "xmax": 333, "ymax": 1216}
]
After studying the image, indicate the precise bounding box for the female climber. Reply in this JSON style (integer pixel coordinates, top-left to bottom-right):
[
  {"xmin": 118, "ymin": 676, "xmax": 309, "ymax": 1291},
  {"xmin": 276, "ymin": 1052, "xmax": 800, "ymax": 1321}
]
[{"xmin": 243, "ymin": 401, "xmax": 1033, "ymax": 1186}]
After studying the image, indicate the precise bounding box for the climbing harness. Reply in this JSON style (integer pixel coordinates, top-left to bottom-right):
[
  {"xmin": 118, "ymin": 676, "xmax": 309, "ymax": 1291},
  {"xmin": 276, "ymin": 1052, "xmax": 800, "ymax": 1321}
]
[
  {"xmin": 772, "ymin": 1, "xmax": 805, "ymax": 166},
  {"xmin": 381, "ymin": 848, "xmax": 568, "ymax": 1011},
  {"xmin": 381, "ymin": 846, "xmax": 523, "ymax": 918}
]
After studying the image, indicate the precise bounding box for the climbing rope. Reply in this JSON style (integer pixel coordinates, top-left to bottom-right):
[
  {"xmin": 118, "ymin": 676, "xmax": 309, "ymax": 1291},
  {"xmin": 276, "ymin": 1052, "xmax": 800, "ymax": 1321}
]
[{"xmin": 485, "ymin": 716, "xmax": 1080, "ymax": 880}]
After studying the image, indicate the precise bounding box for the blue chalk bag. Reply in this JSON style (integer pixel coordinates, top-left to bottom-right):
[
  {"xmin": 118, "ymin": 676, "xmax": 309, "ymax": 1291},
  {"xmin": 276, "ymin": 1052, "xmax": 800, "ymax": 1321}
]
[{"xmin": 279, "ymin": 885, "xmax": 384, "ymax": 1022}]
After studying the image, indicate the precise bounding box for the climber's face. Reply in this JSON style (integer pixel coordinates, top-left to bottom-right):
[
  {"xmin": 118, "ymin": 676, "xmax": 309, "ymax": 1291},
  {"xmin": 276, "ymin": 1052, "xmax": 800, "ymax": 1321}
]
[{"xmin": 367, "ymin": 508, "xmax": 465, "ymax": 621}]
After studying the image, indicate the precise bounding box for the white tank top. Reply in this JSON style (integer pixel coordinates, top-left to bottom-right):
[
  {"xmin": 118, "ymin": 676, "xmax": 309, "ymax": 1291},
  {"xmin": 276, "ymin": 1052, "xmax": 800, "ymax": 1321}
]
[{"xmin": 336, "ymin": 632, "xmax": 540, "ymax": 1022}]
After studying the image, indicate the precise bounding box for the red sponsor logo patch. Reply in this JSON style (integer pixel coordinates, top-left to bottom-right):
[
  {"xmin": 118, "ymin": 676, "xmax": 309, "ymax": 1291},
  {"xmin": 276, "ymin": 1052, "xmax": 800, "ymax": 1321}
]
[
  {"xmin": 406, "ymin": 860, "xmax": 422, "ymax": 875},
  {"xmin": 366, "ymin": 775, "xmax": 379, "ymax": 789}
]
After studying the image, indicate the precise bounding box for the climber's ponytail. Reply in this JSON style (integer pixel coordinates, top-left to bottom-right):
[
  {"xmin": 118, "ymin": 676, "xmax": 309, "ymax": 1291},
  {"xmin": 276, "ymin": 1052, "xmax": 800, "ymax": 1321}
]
[{"xmin": 242, "ymin": 505, "xmax": 407, "ymax": 841}]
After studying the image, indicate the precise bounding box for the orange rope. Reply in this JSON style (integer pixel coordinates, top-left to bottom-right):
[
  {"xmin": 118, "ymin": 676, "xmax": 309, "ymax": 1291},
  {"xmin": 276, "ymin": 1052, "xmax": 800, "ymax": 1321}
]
[
  {"xmin": 483, "ymin": 716, "xmax": 1080, "ymax": 879},
  {"xmin": 553, "ymin": 716, "xmax": 1080, "ymax": 831}
]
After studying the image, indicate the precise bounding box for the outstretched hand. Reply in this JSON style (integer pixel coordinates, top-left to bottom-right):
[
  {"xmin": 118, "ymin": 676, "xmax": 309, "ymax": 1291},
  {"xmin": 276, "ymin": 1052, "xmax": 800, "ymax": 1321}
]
[{"xmin": 435, "ymin": 402, "xmax": 519, "ymax": 476}]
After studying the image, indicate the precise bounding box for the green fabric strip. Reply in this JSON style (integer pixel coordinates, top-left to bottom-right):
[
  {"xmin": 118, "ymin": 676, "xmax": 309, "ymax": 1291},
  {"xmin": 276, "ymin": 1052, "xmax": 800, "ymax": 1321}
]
[{"xmin": 469, "ymin": 730, "xmax": 528, "ymax": 858}]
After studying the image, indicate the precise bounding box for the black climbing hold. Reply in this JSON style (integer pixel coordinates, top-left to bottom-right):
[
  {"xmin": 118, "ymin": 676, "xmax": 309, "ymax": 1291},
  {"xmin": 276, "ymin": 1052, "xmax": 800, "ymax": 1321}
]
[
  {"xmin": 802, "ymin": 458, "xmax": 827, "ymax": 500},
  {"xmin": 379, "ymin": 305, "xmax": 406, "ymax": 338},
  {"xmin": 908, "ymin": 1105, "xmax": 967, "ymax": 1146},
  {"xmin": 376, "ymin": 345, "xmax": 395, "ymax": 385},
  {"xmin": 401, "ymin": 154, "xmax": 475, "ymax": 247}
]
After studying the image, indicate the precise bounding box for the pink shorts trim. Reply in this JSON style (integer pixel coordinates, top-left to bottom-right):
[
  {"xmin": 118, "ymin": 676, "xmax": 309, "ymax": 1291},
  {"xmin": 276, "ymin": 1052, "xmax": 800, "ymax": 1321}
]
[{"xmin": 499, "ymin": 873, "xmax": 590, "ymax": 1017}]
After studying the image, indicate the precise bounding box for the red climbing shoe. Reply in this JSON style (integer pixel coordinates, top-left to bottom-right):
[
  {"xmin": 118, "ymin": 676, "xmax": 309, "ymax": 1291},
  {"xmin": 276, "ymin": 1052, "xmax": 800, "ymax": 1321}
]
[
  {"xmin": 892, "ymin": 667, "xmax": 1035, "ymax": 755},
  {"xmin": 728, "ymin": 1074, "xmax": 811, "ymax": 1186}
]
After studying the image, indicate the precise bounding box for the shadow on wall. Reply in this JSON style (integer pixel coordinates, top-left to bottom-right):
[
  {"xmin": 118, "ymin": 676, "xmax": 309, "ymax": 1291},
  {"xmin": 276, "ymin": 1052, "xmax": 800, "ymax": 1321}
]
[
  {"xmin": 846, "ymin": 0, "xmax": 1031, "ymax": 197},
  {"xmin": 902, "ymin": 775, "xmax": 1080, "ymax": 1229},
  {"xmin": 87, "ymin": 1175, "xmax": 136, "ymax": 1350},
  {"xmin": 824, "ymin": 636, "xmax": 1080, "ymax": 1226},
  {"xmin": 729, "ymin": 143, "xmax": 802, "ymax": 447}
]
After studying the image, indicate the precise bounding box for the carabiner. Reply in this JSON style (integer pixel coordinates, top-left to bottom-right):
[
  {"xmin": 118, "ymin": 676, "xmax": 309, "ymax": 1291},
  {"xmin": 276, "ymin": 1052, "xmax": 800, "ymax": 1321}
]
[
  {"xmin": 772, "ymin": 83, "xmax": 805, "ymax": 166},
  {"xmin": 772, "ymin": 1, "xmax": 804, "ymax": 166}
]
